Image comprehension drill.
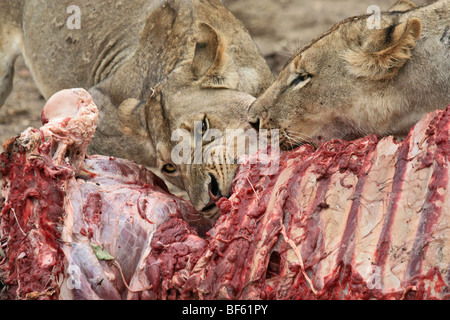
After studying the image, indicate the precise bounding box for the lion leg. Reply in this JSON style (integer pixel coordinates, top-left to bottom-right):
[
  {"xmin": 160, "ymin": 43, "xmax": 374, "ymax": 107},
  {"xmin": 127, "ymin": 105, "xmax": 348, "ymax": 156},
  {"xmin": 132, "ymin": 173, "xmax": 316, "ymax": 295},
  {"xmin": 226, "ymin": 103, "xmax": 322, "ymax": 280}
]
[{"xmin": 0, "ymin": 26, "xmax": 21, "ymax": 107}]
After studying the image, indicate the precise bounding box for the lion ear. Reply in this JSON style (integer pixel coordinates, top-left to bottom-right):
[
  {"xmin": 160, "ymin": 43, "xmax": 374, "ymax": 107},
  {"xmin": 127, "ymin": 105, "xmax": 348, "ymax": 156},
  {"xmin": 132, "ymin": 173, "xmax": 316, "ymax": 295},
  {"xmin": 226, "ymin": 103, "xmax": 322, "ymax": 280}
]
[
  {"xmin": 118, "ymin": 98, "xmax": 149, "ymax": 138},
  {"xmin": 118, "ymin": 92, "xmax": 171, "ymax": 144},
  {"xmin": 192, "ymin": 22, "xmax": 239, "ymax": 89},
  {"xmin": 345, "ymin": 17, "xmax": 422, "ymax": 80},
  {"xmin": 388, "ymin": 0, "xmax": 416, "ymax": 12}
]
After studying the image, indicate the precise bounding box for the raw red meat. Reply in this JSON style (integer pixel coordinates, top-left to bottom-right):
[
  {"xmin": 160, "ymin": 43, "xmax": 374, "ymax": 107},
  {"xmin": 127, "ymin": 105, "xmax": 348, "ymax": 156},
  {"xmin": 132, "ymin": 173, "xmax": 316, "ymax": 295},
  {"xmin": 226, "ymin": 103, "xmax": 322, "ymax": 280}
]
[
  {"xmin": 0, "ymin": 89, "xmax": 210, "ymax": 300},
  {"xmin": 1, "ymin": 87, "xmax": 448, "ymax": 300},
  {"xmin": 146, "ymin": 105, "xmax": 450, "ymax": 300}
]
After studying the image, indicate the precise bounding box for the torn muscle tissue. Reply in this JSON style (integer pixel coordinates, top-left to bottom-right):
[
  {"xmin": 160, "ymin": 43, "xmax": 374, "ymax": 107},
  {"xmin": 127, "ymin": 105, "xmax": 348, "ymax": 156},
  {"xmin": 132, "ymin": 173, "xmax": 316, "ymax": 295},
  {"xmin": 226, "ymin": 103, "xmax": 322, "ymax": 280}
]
[
  {"xmin": 0, "ymin": 88, "xmax": 211, "ymax": 300},
  {"xmin": 1, "ymin": 88, "xmax": 449, "ymax": 299}
]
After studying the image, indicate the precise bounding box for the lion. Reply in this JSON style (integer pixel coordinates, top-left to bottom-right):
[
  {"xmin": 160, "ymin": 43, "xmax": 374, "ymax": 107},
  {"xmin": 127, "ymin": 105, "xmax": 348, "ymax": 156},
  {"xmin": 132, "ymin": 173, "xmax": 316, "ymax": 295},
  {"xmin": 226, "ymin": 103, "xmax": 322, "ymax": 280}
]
[
  {"xmin": 0, "ymin": 0, "xmax": 274, "ymax": 217},
  {"xmin": 248, "ymin": 0, "xmax": 449, "ymax": 150}
]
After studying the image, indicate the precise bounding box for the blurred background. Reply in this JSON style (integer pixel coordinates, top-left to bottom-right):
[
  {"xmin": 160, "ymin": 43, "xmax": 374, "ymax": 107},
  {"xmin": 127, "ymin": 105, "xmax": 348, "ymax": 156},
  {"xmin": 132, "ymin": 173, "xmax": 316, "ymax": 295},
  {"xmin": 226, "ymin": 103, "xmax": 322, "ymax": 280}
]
[
  {"xmin": 223, "ymin": 0, "xmax": 431, "ymax": 74},
  {"xmin": 0, "ymin": 0, "xmax": 432, "ymax": 145}
]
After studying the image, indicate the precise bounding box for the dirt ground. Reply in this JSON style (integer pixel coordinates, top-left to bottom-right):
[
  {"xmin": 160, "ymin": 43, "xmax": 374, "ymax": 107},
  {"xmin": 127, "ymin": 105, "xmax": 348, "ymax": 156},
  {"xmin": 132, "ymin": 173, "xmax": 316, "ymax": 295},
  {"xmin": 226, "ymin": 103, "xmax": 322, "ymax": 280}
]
[{"xmin": 0, "ymin": 0, "xmax": 432, "ymax": 147}]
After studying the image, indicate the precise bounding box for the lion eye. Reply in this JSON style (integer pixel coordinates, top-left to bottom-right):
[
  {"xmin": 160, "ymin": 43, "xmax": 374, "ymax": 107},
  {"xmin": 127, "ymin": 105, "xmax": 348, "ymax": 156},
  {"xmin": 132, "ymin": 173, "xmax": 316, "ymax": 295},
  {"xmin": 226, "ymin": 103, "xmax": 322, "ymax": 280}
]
[
  {"xmin": 290, "ymin": 73, "xmax": 311, "ymax": 87},
  {"xmin": 162, "ymin": 163, "xmax": 176, "ymax": 174},
  {"xmin": 197, "ymin": 116, "xmax": 209, "ymax": 137}
]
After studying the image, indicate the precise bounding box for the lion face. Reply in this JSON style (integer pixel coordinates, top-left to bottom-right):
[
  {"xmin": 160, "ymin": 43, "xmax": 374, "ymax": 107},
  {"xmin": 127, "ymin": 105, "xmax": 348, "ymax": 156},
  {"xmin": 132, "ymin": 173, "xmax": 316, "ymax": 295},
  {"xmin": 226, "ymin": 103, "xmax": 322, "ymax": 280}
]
[
  {"xmin": 248, "ymin": 13, "xmax": 422, "ymax": 150},
  {"xmin": 150, "ymin": 84, "xmax": 257, "ymax": 218},
  {"xmin": 119, "ymin": 21, "xmax": 272, "ymax": 218}
]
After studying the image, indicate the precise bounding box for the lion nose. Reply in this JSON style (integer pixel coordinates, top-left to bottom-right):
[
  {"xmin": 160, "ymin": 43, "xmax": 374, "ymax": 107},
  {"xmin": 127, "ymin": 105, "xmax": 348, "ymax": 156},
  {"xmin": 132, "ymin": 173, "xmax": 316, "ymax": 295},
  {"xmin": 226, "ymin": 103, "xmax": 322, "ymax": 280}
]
[
  {"xmin": 208, "ymin": 173, "xmax": 222, "ymax": 200},
  {"xmin": 249, "ymin": 118, "xmax": 260, "ymax": 132}
]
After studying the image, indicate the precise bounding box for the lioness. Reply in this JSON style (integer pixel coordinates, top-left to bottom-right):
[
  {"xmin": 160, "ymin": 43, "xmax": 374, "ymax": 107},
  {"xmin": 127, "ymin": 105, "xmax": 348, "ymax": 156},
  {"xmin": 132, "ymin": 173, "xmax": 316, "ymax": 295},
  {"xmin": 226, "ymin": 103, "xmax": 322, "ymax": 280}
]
[
  {"xmin": 0, "ymin": 0, "xmax": 274, "ymax": 217},
  {"xmin": 248, "ymin": 0, "xmax": 449, "ymax": 149}
]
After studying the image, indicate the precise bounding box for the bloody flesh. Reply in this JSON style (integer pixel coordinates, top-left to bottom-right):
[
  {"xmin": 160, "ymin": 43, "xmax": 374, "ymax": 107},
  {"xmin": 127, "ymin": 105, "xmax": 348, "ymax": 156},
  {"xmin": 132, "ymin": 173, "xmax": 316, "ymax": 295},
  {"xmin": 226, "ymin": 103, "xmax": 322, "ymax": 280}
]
[
  {"xmin": 0, "ymin": 89, "xmax": 210, "ymax": 300},
  {"xmin": 0, "ymin": 88, "xmax": 448, "ymax": 300}
]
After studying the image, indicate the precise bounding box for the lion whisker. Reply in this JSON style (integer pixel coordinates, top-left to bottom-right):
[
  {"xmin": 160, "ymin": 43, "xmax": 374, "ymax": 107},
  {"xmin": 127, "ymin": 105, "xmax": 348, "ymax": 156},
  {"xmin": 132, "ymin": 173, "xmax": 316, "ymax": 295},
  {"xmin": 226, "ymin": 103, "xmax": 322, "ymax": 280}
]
[
  {"xmin": 285, "ymin": 129, "xmax": 312, "ymax": 139},
  {"xmin": 283, "ymin": 131, "xmax": 316, "ymax": 149},
  {"xmin": 283, "ymin": 133, "xmax": 298, "ymax": 149},
  {"xmin": 284, "ymin": 131, "xmax": 316, "ymax": 148}
]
